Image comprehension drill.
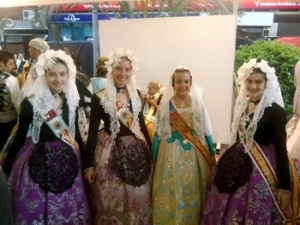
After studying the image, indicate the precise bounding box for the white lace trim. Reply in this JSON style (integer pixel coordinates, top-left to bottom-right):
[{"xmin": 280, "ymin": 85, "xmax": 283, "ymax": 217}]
[
  {"xmin": 101, "ymin": 73, "xmax": 143, "ymax": 140},
  {"xmin": 155, "ymin": 71, "xmax": 212, "ymax": 146},
  {"xmin": 28, "ymin": 50, "xmax": 79, "ymax": 143}
]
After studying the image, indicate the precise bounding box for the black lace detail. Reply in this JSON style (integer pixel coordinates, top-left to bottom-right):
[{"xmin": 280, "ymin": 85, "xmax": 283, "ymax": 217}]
[
  {"xmin": 213, "ymin": 141, "xmax": 253, "ymax": 194},
  {"xmin": 110, "ymin": 137, "xmax": 151, "ymax": 187},
  {"xmin": 28, "ymin": 141, "xmax": 79, "ymax": 193}
]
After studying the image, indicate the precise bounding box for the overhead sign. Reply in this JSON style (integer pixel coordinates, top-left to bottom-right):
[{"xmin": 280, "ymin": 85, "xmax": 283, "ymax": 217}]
[
  {"xmin": 52, "ymin": 1, "xmax": 216, "ymax": 12},
  {"xmin": 240, "ymin": 0, "xmax": 300, "ymax": 9},
  {"xmin": 1, "ymin": 0, "xmax": 299, "ymax": 10},
  {"xmin": 50, "ymin": 13, "xmax": 122, "ymax": 22},
  {"xmin": 0, "ymin": 0, "xmax": 132, "ymax": 8},
  {"xmin": 237, "ymin": 12, "xmax": 274, "ymax": 26}
]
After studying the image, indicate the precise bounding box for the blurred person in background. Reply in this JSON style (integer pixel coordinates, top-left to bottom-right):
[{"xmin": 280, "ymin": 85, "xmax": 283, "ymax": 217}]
[
  {"xmin": 91, "ymin": 56, "xmax": 109, "ymax": 93},
  {"xmin": 0, "ymin": 50, "xmax": 20, "ymax": 151},
  {"xmin": 143, "ymin": 81, "xmax": 163, "ymax": 140}
]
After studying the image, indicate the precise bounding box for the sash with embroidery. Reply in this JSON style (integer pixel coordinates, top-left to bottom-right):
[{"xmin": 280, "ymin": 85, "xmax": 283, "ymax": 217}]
[
  {"xmin": 116, "ymin": 100, "xmax": 134, "ymax": 128},
  {"xmin": 169, "ymin": 101, "xmax": 212, "ymax": 171},
  {"xmin": 28, "ymin": 96, "xmax": 79, "ymax": 150},
  {"xmin": 248, "ymin": 142, "xmax": 300, "ymax": 224}
]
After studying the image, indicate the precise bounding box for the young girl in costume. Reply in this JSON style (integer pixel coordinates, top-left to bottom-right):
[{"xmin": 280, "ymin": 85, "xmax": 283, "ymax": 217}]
[
  {"xmin": 84, "ymin": 48, "xmax": 152, "ymax": 224},
  {"xmin": 152, "ymin": 66, "xmax": 216, "ymax": 224},
  {"xmin": 2, "ymin": 49, "xmax": 92, "ymax": 224},
  {"xmin": 202, "ymin": 59, "xmax": 300, "ymax": 225}
]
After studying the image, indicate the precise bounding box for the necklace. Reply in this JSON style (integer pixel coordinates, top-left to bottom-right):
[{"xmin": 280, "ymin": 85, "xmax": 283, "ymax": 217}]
[
  {"xmin": 116, "ymin": 85, "xmax": 126, "ymax": 94},
  {"xmin": 174, "ymin": 95, "xmax": 190, "ymax": 107},
  {"xmin": 248, "ymin": 99, "xmax": 260, "ymax": 109}
]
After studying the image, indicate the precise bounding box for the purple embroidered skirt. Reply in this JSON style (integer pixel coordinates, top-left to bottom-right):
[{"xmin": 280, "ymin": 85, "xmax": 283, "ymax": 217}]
[
  {"xmin": 7, "ymin": 137, "xmax": 92, "ymax": 224},
  {"xmin": 201, "ymin": 142, "xmax": 283, "ymax": 225}
]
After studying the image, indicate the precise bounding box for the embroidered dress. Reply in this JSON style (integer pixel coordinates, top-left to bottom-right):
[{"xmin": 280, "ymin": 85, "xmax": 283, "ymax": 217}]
[
  {"xmin": 2, "ymin": 98, "xmax": 91, "ymax": 225},
  {"xmin": 202, "ymin": 105, "xmax": 295, "ymax": 224},
  {"xmin": 85, "ymin": 92, "xmax": 152, "ymax": 225},
  {"xmin": 152, "ymin": 107, "xmax": 210, "ymax": 225}
]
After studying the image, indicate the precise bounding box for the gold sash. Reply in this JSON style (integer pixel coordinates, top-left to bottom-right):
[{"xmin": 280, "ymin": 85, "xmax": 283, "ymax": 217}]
[
  {"xmin": 248, "ymin": 142, "xmax": 300, "ymax": 224},
  {"xmin": 169, "ymin": 101, "xmax": 212, "ymax": 171}
]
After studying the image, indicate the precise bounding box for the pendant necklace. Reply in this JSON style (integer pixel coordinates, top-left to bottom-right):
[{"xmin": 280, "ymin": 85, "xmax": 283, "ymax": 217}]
[
  {"xmin": 174, "ymin": 95, "xmax": 190, "ymax": 107},
  {"xmin": 248, "ymin": 98, "xmax": 260, "ymax": 109}
]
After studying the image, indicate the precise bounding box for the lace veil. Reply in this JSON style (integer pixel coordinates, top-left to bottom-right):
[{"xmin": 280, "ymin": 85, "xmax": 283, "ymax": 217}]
[
  {"xmin": 28, "ymin": 49, "xmax": 79, "ymax": 143},
  {"xmin": 155, "ymin": 66, "xmax": 213, "ymax": 145},
  {"xmin": 101, "ymin": 48, "xmax": 143, "ymax": 140},
  {"xmin": 230, "ymin": 59, "xmax": 284, "ymax": 152}
]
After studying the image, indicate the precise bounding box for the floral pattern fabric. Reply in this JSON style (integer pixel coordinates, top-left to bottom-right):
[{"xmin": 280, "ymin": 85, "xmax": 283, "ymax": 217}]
[
  {"xmin": 7, "ymin": 138, "xmax": 91, "ymax": 225},
  {"xmin": 201, "ymin": 144, "xmax": 283, "ymax": 225},
  {"xmin": 91, "ymin": 131, "xmax": 152, "ymax": 225},
  {"xmin": 152, "ymin": 111, "xmax": 210, "ymax": 225}
]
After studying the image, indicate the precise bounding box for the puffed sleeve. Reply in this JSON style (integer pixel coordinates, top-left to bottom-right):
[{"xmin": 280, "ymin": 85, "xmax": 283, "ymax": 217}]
[
  {"xmin": 2, "ymin": 98, "xmax": 33, "ymax": 175},
  {"xmin": 138, "ymin": 109, "xmax": 151, "ymax": 148},
  {"xmin": 83, "ymin": 94, "xmax": 102, "ymax": 170},
  {"xmin": 137, "ymin": 89, "xmax": 151, "ymax": 147},
  {"xmin": 151, "ymin": 133, "xmax": 160, "ymax": 161},
  {"xmin": 271, "ymin": 104, "xmax": 291, "ymax": 190}
]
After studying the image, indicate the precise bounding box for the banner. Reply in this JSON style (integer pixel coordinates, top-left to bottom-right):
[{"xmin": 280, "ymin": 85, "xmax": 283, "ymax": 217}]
[{"xmin": 1, "ymin": 0, "xmax": 299, "ymax": 10}]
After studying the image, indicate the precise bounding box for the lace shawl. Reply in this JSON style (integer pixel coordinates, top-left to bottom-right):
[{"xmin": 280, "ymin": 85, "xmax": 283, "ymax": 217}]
[
  {"xmin": 230, "ymin": 59, "xmax": 284, "ymax": 152},
  {"xmin": 28, "ymin": 50, "xmax": 79, "ymax": 143},
  {"xmin": 155, "ymin": 78, "xmax": 212, "ymax": 146},
  {"xmin": 100, "ymin": 73, "xmax": 143, "ymax": 140}
]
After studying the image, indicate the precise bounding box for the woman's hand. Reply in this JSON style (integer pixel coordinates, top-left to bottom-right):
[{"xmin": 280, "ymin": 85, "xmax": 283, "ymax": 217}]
[
  {"xmin": 276, "ymin": 189, "xmax": 291, "ymax": 210},
  {"xmin": 84, "ymin": 168, "xmax": 95, "ymax": 184}
]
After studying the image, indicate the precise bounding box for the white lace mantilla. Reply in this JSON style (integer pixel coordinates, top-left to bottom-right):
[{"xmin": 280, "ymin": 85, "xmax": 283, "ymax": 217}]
[
  {"xmin": 101, "ymin": 73, "xmax": 144, "ymax": 141},
  {"xmin": 230, "ymin": 59, "xmax": 284, "ymax": 152}
]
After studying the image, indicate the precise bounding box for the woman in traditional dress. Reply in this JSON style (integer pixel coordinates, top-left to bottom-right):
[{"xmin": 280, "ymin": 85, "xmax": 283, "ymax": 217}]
[
  {"xmin": 2, "ymin": 49, "xmax": 92, "ymax": 224},
  {"xmin": 84, "ymin": 48, "xmax": 152, "ymax": 224},
  {"xmin": 202, "ymin": 59, "xmax": 300, "ymax": 224},
  {"xmin": 143, "ymin": 81, "xmax": 163, "ymax": 140},
  {"xmin": 152, "ymin": 66, "xmax": 216, "ymax": 224}
]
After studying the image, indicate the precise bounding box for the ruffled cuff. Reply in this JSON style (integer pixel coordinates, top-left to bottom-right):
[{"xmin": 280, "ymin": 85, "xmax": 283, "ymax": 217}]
[
  {"xmin": 205, "ymin": 135, "xmax": 216, "ymax": 155},
  {"xmin": 151, "ymin": 132, "xmax": 160, "ymax": 161}
]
